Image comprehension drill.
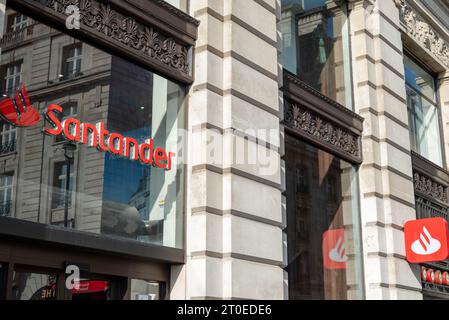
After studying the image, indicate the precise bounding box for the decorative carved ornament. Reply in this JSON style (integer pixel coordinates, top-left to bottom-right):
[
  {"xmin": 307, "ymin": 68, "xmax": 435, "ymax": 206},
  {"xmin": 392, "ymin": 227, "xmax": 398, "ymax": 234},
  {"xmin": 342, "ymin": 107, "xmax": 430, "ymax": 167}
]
[
  {"xmin": 398, "ymin": 0, "xmax": 449, "ymax": 69},
  {"xmin": 43, "ymin": 0, "xmax": 190, "ymax": 75},
  {"xmin": 414, "ymin": 171, "xmax": 449, "ymax": 204},
  {"xmin": 284, "ymin": 101, "xmax": 360, "ymax": 159}
]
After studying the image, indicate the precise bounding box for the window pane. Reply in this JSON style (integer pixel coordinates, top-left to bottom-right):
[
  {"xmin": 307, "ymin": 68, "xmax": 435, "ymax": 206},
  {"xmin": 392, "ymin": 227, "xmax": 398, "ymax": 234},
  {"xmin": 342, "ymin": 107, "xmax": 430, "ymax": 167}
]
[
  {"xmin": 11, "ymin": 271, "xmax": 57, "ymax": 300},
  {"xmin": 404, "ymin": 55, "xmax": 436, "ymax": 102},
  {"xmin": 280, "ymin": 0, "xmax": 353, "ymax": 108},
  {"xmin": 285, "ymin": 138, "xmax": 364, "ymax": 300},
  {"xmin": 414, "ymin": 93, "xmax": 443, "ymax": 165},
  {"xmin": 0, "ymin": 8, "xmax": 185, "ymax": 249},
  {"xmin": 404, "ymin": 55, "xmax": 443, "ymax": 166},
  {"xmin": 130, "ymin": 279, "xmax": 164, "ymax": 300}
]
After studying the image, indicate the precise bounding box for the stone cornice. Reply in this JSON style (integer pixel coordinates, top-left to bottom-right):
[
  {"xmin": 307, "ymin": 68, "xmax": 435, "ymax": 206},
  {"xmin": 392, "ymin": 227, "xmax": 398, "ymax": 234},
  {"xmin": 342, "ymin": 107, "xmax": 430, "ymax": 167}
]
[
  {"xmin": 414, "ymin": 171, "xmax": 449, "ymax": 205},
  {"xmin": 282, "ymin": 71, "xmax": 364, "ymax": 165},
  {"xmin": 8, "ymin": 0, "xmax": 198, "ymax": 84},
  {"xmin": 284, "ymin": 101, "xmax": 361, "ymax": 160},
  {"xmin": 412, "ymin": 151, "xmax": 449, "ymax": 205}
]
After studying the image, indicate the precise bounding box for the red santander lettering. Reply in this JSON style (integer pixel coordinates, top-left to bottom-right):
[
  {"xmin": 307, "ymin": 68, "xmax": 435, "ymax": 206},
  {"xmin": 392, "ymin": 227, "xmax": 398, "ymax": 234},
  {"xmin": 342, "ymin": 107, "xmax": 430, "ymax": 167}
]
[{"xmin": 43, "ymin": 104, "xmax": 175, "ymax": 171}]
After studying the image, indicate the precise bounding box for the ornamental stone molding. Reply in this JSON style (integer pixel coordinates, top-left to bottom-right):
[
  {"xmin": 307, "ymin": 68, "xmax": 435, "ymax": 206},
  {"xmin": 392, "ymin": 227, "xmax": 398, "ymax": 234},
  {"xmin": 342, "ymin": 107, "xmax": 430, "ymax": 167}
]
[
  {"xmin": 282, "ymin": 71, "xmax": 363, "ymax": 165},
  {"xmin": 398, "ymin": 0, "xmax": 449, "ymax": 69},
  {"xmin": 413, "ymin": 171, "xmax": 449, "ymax": 205},
  {"xmin": 284, "ymin": 101, "xmax": 360, "ymax": 159},
  {"xmin": 45, "ymin": 0, "xmax": 190, "ymax": 74},
  {"xmin": 9, "ymin": 0, "xmax": 198, "ymax": 84}
]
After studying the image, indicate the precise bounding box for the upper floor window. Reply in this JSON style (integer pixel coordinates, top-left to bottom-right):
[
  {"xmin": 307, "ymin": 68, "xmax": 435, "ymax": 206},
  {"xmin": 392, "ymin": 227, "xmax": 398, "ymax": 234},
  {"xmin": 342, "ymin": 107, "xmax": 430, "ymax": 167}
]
[
  {"xmin": 7, "ymin": 14, "xmax": 28, "ymax": 32},
  {"xmin": 404, "ymin": 54, "xmax": 443, "ymax": 167},
  {"xmin": 2, "ymin": 62, "xmax": 22, "ymax": 96},
  {"xmin": 280, "ymin": 0, "xmax": 353, "ymax": 109},
  {"xmin": 0, "ymin": 123, "xmax": 16, "ymax": 154},
  {"xmin": 51, "ymin": 160, "xmax": 74, "ymax": 210},
  {"xmin": 0, "ymin": 173, "xmax": 13, "ymax": 217},
  {"xmin": 61, "ymin": 44, "xmax": 82, "ymax": 80}
]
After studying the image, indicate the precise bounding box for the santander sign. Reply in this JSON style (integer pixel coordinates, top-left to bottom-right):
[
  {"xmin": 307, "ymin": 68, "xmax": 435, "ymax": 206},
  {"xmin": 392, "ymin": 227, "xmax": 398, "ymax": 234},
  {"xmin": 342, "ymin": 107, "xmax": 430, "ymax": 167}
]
[
  {"xmin": 0, "ymin": 84, "xmax": 174, "ymax": 171},
  {"xmin": 44, "ymin": 104, "xmax": 175, "ymax": 171}
]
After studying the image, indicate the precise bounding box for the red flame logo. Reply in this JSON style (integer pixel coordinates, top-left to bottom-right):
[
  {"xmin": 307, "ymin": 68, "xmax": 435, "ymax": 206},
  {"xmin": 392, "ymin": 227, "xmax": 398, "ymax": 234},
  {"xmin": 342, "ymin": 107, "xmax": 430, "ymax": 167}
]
[{"xmin": 0, "ymin": 84, "xmax": 40, "ymax": 127}]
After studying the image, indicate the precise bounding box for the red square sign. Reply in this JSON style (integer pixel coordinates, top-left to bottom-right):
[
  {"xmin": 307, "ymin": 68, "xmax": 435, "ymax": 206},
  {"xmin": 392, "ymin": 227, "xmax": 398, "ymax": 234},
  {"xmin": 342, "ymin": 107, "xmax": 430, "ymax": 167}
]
[
  {"xmin": 404, "ymin": 217, "xmax": 449, "ymax": 264},
  {"xmin": 322, "ymin": 229, "xmax": 346, "ymax": 270}
]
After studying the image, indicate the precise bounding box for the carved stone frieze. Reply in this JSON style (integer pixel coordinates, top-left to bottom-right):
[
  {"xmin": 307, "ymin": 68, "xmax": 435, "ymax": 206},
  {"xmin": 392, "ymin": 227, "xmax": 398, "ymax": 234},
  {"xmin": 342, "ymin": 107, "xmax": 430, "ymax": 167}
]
[
  {"xmin": 284, "ymin": 101, "xmax": 360, "ymax": 159},
  {"xmin": 399, "ymin": 0, "xmax": 449, "ymax": 69},
  {"xmin": 42, "ymin": 0, "xmax": 191, "ymax": 75},
  {"xmin": 414, "ymin": 171, "xmax": 449, "ymax": 204}
]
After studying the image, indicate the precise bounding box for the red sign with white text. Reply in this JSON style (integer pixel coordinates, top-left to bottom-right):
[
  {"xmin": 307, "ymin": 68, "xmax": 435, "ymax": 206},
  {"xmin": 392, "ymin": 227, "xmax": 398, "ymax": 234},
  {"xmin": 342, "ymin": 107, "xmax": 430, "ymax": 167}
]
[
  {"xmin": 322, "ymin": 229, "xmax": 347, "ymax": 270},
  {"xmin": 404, "ymin": 217, "xmax": 449, "ymax": 264}
]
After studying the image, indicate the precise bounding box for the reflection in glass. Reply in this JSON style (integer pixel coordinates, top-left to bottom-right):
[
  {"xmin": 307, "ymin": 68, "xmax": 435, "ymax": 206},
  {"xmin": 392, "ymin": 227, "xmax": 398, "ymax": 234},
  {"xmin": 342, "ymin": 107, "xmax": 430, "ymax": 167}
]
[
  {"xmin": 131, "ymin": 279, "xmax": 164, "ymax": 300},
  {"xmin": 0, "ymin": 173, "xmax": 13, "ymax": 217},
  {"xmin": 280, "ymin": 0, "xmax": 353, "ymax": 108},
  {"xmin": 71, "ymin": 280, "xmax": 111, "ymax": 300},
  {"xmin": 285, "ymin": 137, "xmax": 364, "ymax": 300},
  {"xmin": 0, "ymin": 8, "xmax": 186, "ymax": 249},
  {"xmin": 11, "ymin": 270, "xmax": 57, "ymax": 300}
]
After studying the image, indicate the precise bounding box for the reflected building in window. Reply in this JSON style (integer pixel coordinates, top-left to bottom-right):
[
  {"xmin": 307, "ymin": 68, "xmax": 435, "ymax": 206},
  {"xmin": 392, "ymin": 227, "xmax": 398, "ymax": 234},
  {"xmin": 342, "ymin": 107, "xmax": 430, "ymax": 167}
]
[{"xmin": 0, "ymin": 8, "xmax": 185, "ymax": 249}]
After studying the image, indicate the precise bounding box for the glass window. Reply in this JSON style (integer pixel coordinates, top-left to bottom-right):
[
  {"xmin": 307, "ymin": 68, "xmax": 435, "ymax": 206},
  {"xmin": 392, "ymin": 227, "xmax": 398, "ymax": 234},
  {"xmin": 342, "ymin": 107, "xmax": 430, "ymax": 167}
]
[
  {"xmin": 0, "ymin": 173, "xmax": 13, "ymax": 217},
  {"xmin": 404, "ymin": 54, "xmax": 443, "ymax": 166},
  {"xmin": 3, "ymin": 62, "xmax": 22, "ymax": 96},
  {"xmin": 11, "ymin": 270, "xmax": 57, "ymax": 300},
  {"xmin": 280, "ymin": 0, "xmax": 353, "ymax": 108},
  {"xmin": 51, "ymin": 161, "xmax": 74, "ymax": 211},
  {"xmin": 61, "ymin": 44, "xmax": 82, "ymax": 81},
  {"xmin": 8, "ymin": 14, "xmax": 28, "ymax": 32},
  {"xmin": 285, "ymin": 138, "xmax": 364, "ymax": 300},
  {"xmin": 164, "ymin": 0, "xmax": 188, "ymax": 12},
  {"xmin": 0, "ymin": 7, "xmax": 186, "ymax": 249},
  {"xmin": 0, "ymin": 123, "xmax": 16, "ymax": 154},
  {"xmin": 130, "ymin": 279, "xmax": 165, "ymax": 300}
]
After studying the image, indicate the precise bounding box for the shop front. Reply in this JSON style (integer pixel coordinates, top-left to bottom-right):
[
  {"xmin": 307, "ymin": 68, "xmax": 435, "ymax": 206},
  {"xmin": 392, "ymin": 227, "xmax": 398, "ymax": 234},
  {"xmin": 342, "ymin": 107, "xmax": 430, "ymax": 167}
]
[{"xmin": 0, "ymin": 0, "xmax": 198, "ymax": 300}]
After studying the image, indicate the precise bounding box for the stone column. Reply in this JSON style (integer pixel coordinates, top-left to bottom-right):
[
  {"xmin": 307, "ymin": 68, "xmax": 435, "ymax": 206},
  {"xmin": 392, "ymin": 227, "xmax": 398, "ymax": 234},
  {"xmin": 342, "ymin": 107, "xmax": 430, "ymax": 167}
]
[
  {"xmin": 170, "ymin": 0, "xmax": 286, "ymax": 299},
  {"xmin": 348, "ymin": 0, "xmax": 422, "ymax": 299}
]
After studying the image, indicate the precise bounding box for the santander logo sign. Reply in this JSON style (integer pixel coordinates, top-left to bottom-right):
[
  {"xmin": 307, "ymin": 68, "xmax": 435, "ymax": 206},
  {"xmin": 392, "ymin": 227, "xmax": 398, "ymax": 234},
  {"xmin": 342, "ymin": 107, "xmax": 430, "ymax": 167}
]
[
  {"xmin": 322, "ymin": 229, "xmax": 347, "ymax": 270},
  {"xmin": 404, "ymin": 218, "xmax": 449, "ymax": 264},
  {"xmin": 0, "ymin": 84, "xmax": 175, "ymax": 171},
  {"xmin": 0, "ymin": 84, "xmax": 40, "ymax": 127}
]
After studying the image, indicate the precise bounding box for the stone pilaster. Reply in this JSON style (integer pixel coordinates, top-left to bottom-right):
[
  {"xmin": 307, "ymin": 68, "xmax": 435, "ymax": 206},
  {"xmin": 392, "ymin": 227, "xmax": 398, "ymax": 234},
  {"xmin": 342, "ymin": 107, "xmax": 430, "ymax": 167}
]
[
  {"xmin": 171, "ymin": 0, "xmax": 286, "ymax": 300},
  {"xmin": 348, "ymin": 0, "xmax": 422, "ymax": 299}
]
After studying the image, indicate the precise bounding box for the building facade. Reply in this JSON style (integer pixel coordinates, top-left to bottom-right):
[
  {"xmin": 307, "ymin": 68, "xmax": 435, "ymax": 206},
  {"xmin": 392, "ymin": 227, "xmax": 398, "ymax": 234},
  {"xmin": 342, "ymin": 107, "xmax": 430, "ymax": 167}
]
[{"xmin": 0, "ymin": 0, "xmax": 448, "ymax": 300}]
